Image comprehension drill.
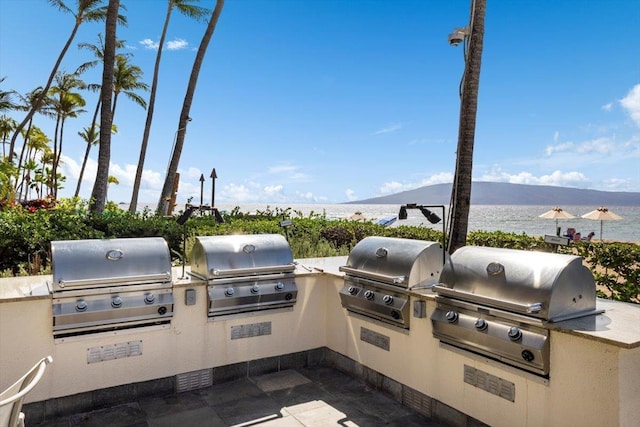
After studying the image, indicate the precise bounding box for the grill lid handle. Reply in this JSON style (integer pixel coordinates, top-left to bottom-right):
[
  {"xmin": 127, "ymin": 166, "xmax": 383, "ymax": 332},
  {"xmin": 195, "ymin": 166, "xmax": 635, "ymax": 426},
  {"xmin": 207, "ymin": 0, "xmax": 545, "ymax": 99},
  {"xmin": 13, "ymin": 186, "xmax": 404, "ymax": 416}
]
[
  {"xmin": 57, "ymin": 272, "xmax": 172, "ymax": 288},
  {"xmin": 210, "ymin": 264, "xmax": 295, "ymax": 277},
  {"xmin": 339, "ymin": 266, "xmax": 407, "ymax": 285},
  {"xmin": 432, "ymin": 285, "xmax": 544, "ymax": 314}
]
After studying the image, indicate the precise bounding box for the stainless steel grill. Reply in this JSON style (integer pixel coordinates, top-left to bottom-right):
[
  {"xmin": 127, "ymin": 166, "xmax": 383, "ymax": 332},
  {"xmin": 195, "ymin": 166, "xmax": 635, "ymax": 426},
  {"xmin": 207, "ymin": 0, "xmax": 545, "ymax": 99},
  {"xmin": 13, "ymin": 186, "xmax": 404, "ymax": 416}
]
[
  {"xmin": 431, "ymin": 246, "xmax": 603, "ymax": 377},
  {"xmin": 51, "ymin": 237, "xmax": 174, "ymax": 338},
  {"xmin": 339, "ymin": 236, "xmax": 448, "ymax": 329},
  {"xmin": 189, "ymin": 234, "xmax": 297, "ymax": 318}
]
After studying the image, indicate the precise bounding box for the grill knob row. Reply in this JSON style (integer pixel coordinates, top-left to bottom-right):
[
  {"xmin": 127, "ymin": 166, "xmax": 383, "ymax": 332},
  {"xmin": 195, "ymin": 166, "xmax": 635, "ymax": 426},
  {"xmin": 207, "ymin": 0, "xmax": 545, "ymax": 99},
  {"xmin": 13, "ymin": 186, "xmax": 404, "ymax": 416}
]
[{"xmin": 443, "ymin": 311, "xmax": 525, "ymax": 342}]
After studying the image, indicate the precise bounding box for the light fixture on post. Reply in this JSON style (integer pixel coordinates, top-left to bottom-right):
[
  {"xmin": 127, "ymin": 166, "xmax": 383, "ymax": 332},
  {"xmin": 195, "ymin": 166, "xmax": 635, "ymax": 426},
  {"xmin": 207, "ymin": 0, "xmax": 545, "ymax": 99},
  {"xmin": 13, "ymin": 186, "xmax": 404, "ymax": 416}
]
[
  {"xmin": 448, "ymin": 26, "xmax": 469, "ymax": 46},
  {"xmin": 176, "ymin": 204, "xmax": 196, "ymax": 279},
  {"xmin": 397, "ymin": 203, "xmax": 447, "ymax": 265}
]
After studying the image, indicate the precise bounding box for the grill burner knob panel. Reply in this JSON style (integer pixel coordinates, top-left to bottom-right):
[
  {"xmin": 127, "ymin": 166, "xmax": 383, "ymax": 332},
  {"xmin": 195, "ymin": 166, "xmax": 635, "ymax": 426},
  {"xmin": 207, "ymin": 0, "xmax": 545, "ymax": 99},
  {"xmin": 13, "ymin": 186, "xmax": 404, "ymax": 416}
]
[
  {"xmin": 111, "ymin": 296, "xmax": 123, "ymax": 308},
  {"xmin": 474, "ymin": 318, "xmax": 488, "ymax": 331},
  {"xmin": 445, "ymin": 310, "xmax": 459, "ymax": 323},
  {"xmin": 275, "ymin": 282, "xmax": 285, "ymax": 291},
  {"xmin": 225, "ymin": 287, "xmax": 235, "ymax": 297},
  {"xmin": 383, "ymin": 295, "xmax": 394, "ymax": 305},
  {"xmin": 144, "ymin": 293, "xmax": 155, "ymax": 304},
  {"xmin": 75, "ymin": 300, "xmax": 88, "ymax": 312},
  {"xmin": 364, "ymin": 290, "xmax": 375, "ymax": 301},
  {"xmin": 251, "ymin": 284, "xmax": 260, "ymax": 294},
  {"xmin": 508, "ymin": 326, "xmax": 523, "ymax": 341}
]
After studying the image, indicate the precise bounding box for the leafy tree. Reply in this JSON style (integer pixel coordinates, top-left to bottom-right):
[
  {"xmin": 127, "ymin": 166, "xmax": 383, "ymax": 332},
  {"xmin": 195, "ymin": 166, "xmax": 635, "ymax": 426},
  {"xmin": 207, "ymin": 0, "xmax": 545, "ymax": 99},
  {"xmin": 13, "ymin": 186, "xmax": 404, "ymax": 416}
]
[
  {"xmin": 130, "ymin": 0, "xmax": 209, "ymax": 213},
  {"xmin": 157, "ymin": 0, "xmax": 225, "ymax": 215},
  {"xmin": 447, "ymin": 0, "xmax": 486, "ymax": 253}
]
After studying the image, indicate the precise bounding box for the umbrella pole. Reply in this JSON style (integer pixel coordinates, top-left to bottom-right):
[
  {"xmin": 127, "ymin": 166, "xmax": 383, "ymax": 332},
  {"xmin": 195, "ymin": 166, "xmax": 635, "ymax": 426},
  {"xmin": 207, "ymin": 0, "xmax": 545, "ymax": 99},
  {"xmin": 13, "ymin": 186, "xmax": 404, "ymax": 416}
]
[{"xmin": 600, "ymin": 220, "xmax": 603, "ymax": 240}]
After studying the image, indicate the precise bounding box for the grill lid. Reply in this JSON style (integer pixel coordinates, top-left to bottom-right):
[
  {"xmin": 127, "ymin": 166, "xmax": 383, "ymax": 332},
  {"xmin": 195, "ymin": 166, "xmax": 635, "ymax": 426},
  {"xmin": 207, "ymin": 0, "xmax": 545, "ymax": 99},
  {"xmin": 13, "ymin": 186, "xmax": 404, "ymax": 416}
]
[
  {"xmin": 190, "ymin": 234, "xmax": 294, "ymax": 280},
  {"xmin": 51, "ymin": 237, "xmax": 172, "ymax": 291},
  {"xmin": 434, "ymin": 246, "xmax": 600, "ymax": 322},
  {"xmin": 339, "ymin": 236, "xmax": 446, "ymax": 289}
]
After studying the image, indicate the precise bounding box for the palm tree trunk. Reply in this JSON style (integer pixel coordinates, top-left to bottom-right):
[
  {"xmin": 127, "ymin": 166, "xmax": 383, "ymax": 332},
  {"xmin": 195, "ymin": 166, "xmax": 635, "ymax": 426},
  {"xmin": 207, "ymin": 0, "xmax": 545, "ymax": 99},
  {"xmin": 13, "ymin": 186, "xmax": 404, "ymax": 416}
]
[
  {"xmin": 157, "ymin": 0, "xmax": 225, "ymax": 216},
  {"xmin": 130, "ymin": 1, "xmax": 174, "ymax": 213},
  {"xmin": 447, "ymin": 0, "xmax": 486, "ymax": 254},
  {"xmin": 89, "ymin": 0, "xmax": 119, "ymax": 215},
  {"xmin": 75, "ymin": 99, "xmax": 101, "ymax": 198}
]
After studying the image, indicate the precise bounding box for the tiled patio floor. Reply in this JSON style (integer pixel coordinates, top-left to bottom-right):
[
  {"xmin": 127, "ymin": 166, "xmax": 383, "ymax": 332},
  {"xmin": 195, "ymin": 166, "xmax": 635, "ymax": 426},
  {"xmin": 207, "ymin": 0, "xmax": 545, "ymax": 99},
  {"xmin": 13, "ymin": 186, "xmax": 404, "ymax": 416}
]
[{"xmin": 30, "ymin": 366, "xmax": 442, "ymax": 426}]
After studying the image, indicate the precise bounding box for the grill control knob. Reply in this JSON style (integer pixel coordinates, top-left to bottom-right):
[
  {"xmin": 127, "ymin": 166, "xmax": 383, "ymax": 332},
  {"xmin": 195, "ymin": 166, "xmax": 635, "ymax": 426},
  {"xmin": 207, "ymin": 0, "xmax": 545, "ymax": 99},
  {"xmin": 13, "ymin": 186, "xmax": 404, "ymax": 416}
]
[
  {"xmin": 275, "ymin": 282, "xmax": 285, "ymax": 291},
  {"xmin": 445, "ymin": 311, "xmax": 458, "ymax": 323},
  {"xmin": 364, "ymin": 290, "xmax": 375, "ymax": 301},
  {"xmin": 474, "ymin": 318, "xmax": 488, "ymax": 331},
  {"xmin": 111, "ymin": 296, "xmax": 123, "ymax": 308},
  {"xmin": 224, "ymin": 287, "xmax": 235, "ymax": 297},
  {"xmin": 522, "ymin": 350, "xmax": 535, "ymax": 362},
  {"xmin": 508, "ymin": 326, "xmax": 523, "ymax": 341},
  {"xmin": 391, "ymin": 310, "xmax": 400, "ymax": 320},
  {"xmin": 382, "ymin": 295, "xmax": 394, "ymax": 305},
  {"xmin": 158, "ymin": 306, "xmax": 167, "ymax": 315},
  {"xmin": 251, "ymin": 284, "xmax": 260, "ymax": 294},
  {"xmin": 348, "ymin": 286, "xmax": 358, "ymax": 295},
  {"xmin": 144, "ymin": 293, "xmax": 155, "ymax": 304},
  {"xmin": 75, "ymin": 300, "xmax": 88, "ymax": 312}
]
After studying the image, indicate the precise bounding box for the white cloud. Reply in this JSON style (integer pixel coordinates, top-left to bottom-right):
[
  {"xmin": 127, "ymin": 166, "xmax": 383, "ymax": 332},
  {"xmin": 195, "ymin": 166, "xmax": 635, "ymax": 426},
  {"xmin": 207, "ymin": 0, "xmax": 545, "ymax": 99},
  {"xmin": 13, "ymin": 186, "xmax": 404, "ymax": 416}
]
[
  {"xmin": 139, "ymin": 39, "xmax": 159, "ymax": 50},
  {"xmin": 602, "ymin": 102, "xmax": 613, "ymax": 112},
  {"xmin": 185, "ymin": 166, "xmax": 203, "ymax": 179},
  {"xmin": 373, "ymin": 123, "xmax": 403, "ymax": 135},
  {"xmin": 166, "ymin": 38, "xmax": 188, "ymax": 50},
  {"xmin": 268, "ymin": 164, "xmax": 298, "ymax": 174},
  {"xmin": 620, "ymin": 84, "xmax": 640, "ymax": 127},
  {"xmin": 481, "ymin": 167, "xmax": 589, "ymax": 187},
  {"xmin": 264, "ymin": 184, "xmax": 283, "ymax": 195},
  {"xmin": 345, "ymin": 189, "xmax": 357, "ymax": 201}
]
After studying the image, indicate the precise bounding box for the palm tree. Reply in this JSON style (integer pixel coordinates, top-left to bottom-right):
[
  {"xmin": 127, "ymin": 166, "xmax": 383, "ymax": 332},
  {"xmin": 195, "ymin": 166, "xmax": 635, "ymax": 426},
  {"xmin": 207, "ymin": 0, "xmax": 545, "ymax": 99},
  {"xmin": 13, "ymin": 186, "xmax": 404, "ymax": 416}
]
[
  {"xmin": 447, "ymin": 0, "xmax": 486, "ymax": 254},
  {"xmin": 48, "ymin": 71, "xmax": 87, "ymax": 197},
  {"xmin": 89, "ymin": 0, "xmax": 120, "ymax": 214},
  {"xmin": 0, "ymin": 116, "xmax": 17, "ymax": 158},
  {"xmin": 74, "ymin": 125, "xmax": 99, "ymax": 197},
  {"xmin": 7, "ymin": 0, "xmax": 124, "ymax": 163},
  {"xmin": 75, "ymin": 34, "xmax": 126, "ymax": 198},
  {"xmin": 107, "ymin": 174, "xmax": 119, "ymax": 201},
  {"xmin": 129, "ymin": 0, "xmax": 209, "ymax": 213},
  {"xmin": 111, "ymin": 55, "xmax": 148, "ymax": 118},
  {"xmin": 157, "ymin": 0, "xmax": 225, "ymax": 215},
  {"xmin": 15, "ymin": 127, "xmax": 50, "ymax": 200}
]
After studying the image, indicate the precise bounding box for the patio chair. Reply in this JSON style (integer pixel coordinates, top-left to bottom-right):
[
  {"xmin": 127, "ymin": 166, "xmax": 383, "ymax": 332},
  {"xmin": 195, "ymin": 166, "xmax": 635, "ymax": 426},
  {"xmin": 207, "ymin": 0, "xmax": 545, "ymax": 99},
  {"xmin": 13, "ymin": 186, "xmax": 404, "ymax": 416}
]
[{"xmin": 0, "ymin": 356, "xmax": 52, "ymax": 427}]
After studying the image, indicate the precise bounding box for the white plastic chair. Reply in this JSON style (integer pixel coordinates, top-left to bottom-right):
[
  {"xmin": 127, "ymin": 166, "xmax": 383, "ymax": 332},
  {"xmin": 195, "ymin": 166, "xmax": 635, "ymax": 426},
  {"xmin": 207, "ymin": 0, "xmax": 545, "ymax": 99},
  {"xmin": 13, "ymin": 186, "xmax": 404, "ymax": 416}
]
[{"xmin": 0, "ymin": 356, "xmax": 52, "ymax": 427}]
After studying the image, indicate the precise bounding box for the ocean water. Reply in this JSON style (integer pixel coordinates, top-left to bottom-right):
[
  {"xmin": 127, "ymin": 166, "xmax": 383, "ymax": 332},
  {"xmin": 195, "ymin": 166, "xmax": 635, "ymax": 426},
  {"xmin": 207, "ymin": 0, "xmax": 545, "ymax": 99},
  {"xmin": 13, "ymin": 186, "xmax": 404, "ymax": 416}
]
[
  {"xmin": 210, "ymin": 203, "xmax": 640, "ymax": 243},
  {"xmin": 131, "ymin": 202, "xmax": 640, "ymax": 243}
]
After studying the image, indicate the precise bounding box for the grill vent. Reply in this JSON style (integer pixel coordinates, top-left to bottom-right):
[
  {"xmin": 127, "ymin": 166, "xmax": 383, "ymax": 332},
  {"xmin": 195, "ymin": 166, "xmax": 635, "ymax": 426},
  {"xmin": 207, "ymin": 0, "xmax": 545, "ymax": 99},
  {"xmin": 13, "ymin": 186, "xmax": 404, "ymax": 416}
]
[
  {"xmin": 87, "ymin": 340, "xmax": 143, "ymax": 364},
  {"xmin": 176, "ymin": 369, "xmax": 213, "ymax": 393}
]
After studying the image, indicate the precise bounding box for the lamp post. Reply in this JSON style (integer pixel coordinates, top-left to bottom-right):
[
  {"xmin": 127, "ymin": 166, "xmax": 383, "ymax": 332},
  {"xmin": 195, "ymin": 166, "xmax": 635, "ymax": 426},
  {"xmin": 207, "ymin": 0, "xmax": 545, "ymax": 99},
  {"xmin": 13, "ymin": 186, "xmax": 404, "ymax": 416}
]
[
  {"xmin": 398, "ymin": 203, "xmax": 447, "ymax": 266},
  {"xmin": 176, "ymin": 204, "xmax": 196, "ymax": 279}
]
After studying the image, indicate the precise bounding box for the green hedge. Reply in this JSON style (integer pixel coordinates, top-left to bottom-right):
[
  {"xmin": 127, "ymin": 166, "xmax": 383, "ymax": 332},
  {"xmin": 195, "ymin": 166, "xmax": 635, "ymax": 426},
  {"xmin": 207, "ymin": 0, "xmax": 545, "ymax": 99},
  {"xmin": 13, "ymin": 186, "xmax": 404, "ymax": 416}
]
[{"xmin": 1, "ymin": 201, "xmax": 638, "ymax": 303}]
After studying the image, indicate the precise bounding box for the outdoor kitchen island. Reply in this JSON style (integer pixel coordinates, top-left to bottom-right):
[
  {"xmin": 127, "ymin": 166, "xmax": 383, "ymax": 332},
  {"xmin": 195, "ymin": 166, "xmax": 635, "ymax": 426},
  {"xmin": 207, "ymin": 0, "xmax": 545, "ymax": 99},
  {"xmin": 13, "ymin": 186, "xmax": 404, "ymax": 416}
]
[{"xmin": 1, "ymin": 250, "xmax": 639, "ymax": 427}]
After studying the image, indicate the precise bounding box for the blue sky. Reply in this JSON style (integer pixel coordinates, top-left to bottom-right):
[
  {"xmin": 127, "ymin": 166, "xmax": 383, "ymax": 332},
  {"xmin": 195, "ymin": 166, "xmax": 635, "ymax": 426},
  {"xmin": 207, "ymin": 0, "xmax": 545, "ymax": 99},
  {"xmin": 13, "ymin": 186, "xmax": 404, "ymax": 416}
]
[{"xmin": 1, "ymin": 0, "xmax": 639, "ymax": 206}]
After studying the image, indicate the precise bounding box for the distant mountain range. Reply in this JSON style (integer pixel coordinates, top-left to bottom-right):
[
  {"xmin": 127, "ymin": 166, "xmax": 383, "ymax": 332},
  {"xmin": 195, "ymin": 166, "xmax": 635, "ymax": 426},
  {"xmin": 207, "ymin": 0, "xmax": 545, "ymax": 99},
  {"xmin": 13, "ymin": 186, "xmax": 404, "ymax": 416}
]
[{"xmin": 349, "ymin": 182, "xmax": 640, "ymax": 206}]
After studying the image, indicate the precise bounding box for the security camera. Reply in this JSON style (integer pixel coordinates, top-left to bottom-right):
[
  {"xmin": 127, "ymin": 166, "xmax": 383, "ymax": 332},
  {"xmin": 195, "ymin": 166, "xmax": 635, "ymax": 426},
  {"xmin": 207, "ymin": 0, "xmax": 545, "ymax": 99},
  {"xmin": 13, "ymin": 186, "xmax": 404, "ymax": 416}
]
[{"xmin": 448, "ymin": 27, "xmax": 469, "ymax": 46}]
